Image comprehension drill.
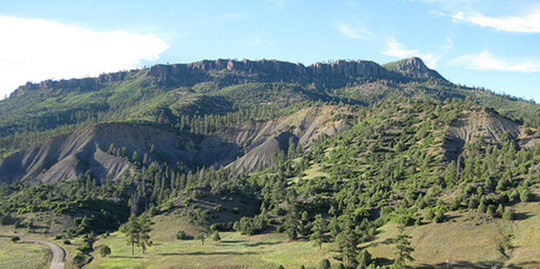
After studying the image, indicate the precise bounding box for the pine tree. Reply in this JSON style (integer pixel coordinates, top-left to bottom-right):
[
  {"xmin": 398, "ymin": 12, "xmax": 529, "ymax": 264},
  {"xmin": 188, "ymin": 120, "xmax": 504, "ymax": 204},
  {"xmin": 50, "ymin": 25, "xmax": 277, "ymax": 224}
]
[
  {"xmin": 285, "ymin": 200, "xmax": 300, "ymax": 240},
  {"xmin": 212, "ymin": 230, "xmax": 221, "ymax": 242},
  {"xmin": 138, "ymin": 214, "xmax": 153, "ymax": 253},
  {"xmin": 126, "ymin": 214, "xmax": 140, "ymax": 256},
  {"xmin": 393, "ymin": 225, "xmax": 414, "ymax": 268},
  {"xmin": 336, "ymin": 222, "xmax": 358, "ymax": 266},
  {"xmin": 310, "ymin": 214, "xmax": 327, "ymax": 249}
]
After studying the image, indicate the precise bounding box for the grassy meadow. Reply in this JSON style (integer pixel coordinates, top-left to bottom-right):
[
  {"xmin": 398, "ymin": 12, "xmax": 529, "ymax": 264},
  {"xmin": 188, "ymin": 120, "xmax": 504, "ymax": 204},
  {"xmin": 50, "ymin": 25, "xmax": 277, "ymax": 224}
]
[{"xmin": 0, "ymin": 238, "xmax": 51, "ymax": 269}]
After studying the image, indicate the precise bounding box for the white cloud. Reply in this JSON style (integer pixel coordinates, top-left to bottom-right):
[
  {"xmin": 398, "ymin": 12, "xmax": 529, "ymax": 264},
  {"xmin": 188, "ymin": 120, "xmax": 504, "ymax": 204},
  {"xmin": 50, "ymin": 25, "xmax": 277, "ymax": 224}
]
[
  {"xmin": 0, "ymin": 15, "xmax": 169, "ymax": 98},
  {"xmin": 381, "ymin": 39, "xmax": 441, "ymax": 68},
  {"xmin": 247, "ymin": 36, "xmax": 273, "ymax": 47},
  {"xmin": 450, "ymin": 51, "xmax": 540, "ymax": 72},
  {"xmin": 335, "ymin": 23, "xmax": 373, "ymax": 39},
  {"xmin": 382, "ymin": 39, "xmax": 419, "ymax": 58},
  {"xmin": 451, "ymin": 10, "xmax": 540, "ymax": 33}
]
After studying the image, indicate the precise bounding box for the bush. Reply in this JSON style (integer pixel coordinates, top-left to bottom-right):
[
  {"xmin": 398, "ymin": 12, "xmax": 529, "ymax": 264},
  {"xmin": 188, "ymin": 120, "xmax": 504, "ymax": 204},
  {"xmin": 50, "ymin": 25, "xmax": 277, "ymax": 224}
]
[
  {"xmin": 99, "ymin": 245, "xmax": 111, "ymax": 257},
  {"xmin": 503, "ymin": 208, "xmax": 515, "ymax": 220},
  {"xmin": 433, "ymin": 210, "xmax": 446, "ymax": 223},
  {"xmin": 486, "ymin": 205, "xmax": 496, "ymax": 217},
  {"xmin": 210, "ymin": 223, "xmax": 228, "ymax": 231},
  {"xmin": 423, "ymin": 208, "xmax": 435, "ymax": 221},
  {"xmin": 357, "ymin": 249, "xmax": 372, "ymax": 267},
  {"xmin": 0, "ymin": 214, "xmax": 11, "ymax": 225},
  {"xmin": 212, "ymin": 231, "xmax": 221, "ymax": 242},
  {"xmin": 73, "ymin": 252, "xmax": 89, "ymax": 268},
  {"xmin": 78, "ymin": 243, "xmax": 93, "ymax": 252},
  {"xmin": 63, "ymin": 239, "xmax": 71, "ymax": 245},
  {"xmin": 317, "ymin": 259, "xmax": 331, "ymax": 269},
  {"xmin": 10, "ymin": 236, "xmax": 20, "ymax": 242},
  {"xmin": 520, "ymin": 189, "xmax": 533, "ymax": 202},
  {"xmin": 176, "ymin": 230, "xmax": 188, "ymax": 240}
]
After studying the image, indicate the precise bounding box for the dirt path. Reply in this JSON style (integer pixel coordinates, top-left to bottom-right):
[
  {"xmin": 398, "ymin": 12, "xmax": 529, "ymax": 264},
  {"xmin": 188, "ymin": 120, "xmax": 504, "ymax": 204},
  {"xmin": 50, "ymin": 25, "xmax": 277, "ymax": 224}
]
[{"xmin": 0, "ymin": 235, "xmax": 65, "ymax": 269}]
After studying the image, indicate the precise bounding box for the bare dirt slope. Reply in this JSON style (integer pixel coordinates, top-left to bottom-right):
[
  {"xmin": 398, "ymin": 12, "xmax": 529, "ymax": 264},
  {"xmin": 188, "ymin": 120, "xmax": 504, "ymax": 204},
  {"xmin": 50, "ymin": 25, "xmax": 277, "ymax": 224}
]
[
  {"xmin": 0, "ymin": 106, "xmax": 354, "ymax": 184},
  {"xmin": 443, "ymin": 107, "xmax": 521, "ymax": 160}
]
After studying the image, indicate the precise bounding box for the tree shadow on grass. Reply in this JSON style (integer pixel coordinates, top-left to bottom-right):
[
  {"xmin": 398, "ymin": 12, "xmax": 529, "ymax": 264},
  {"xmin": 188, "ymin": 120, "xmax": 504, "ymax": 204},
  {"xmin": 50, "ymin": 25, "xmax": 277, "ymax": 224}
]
[
  {"xmin": 160, "ymin": 251, "xmax": 257, "ymax": 256},
  {"xmin": 506, "ymin": 261, "xmax": 540, "ymax": 269},
  {"xmin": 219, "ymin": 240, "xmax": 247, "ymax": 244},
  {"xmin": 419, "ymin": 260, "xmax": 505, "ymax": 268},
  {"xmin": 244, "ymin": 241, "xmax": 280, "ymax": 247},
  {"xmin": 109, "ymin": 255, "xmax": 145, "ymax": 259},
  {"xmin": 359, "ymin": 238, "xmax": 393, "ymax": 250},
  {"xmin": 513, "ymin": 212, "xmax": 532, "ymax": 221}
]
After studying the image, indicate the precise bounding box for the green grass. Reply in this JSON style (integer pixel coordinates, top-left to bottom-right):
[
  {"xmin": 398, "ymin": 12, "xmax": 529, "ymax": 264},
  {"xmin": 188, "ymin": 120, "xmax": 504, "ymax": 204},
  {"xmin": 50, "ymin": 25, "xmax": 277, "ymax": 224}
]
[
  {"xmin": 0, "ymin": 239, "xmax": 51, "ymax": 269},
  {"xmin": 362, "ymin": 198, "xmax": 540, "ymax": 269},
  {"xmin": 87, "ymin": 231, "xmax": 338, "ymax": 269}
]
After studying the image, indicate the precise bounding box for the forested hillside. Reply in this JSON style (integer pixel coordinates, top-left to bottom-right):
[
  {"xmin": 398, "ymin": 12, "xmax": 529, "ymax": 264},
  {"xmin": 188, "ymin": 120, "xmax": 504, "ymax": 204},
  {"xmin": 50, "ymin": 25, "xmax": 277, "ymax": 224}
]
[{"xmin": 0, "ymin": 57, "xmax": 539, "ymax": 268}]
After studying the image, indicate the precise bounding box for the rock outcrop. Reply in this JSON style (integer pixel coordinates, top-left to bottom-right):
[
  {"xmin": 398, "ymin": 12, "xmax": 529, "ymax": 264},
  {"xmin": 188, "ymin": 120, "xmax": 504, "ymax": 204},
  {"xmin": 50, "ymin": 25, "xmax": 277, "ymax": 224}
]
[
  {"xmin": 443, "ymin": 107, "xmax": 521, "ymax": 160},
  {"xmin": 11, "ymin": 57, "xmax": 445, "ymax": 97}
]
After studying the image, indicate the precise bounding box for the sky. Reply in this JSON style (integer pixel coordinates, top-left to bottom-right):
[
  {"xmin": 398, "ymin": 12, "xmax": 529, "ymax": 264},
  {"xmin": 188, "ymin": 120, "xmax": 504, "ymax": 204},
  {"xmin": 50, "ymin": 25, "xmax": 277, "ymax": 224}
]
[{"xmin": 1, "ymin": 0, "xmax": 539, "ymax": 102}]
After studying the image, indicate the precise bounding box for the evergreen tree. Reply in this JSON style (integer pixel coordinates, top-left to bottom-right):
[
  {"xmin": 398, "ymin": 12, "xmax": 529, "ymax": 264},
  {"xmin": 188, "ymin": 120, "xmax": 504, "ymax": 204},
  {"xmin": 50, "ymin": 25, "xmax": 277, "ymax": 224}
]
[
  {"xmin": 336, "ymin": 222, "xmax": 359, "ymax": 266},
  {"xmin": 212, "ymin": 230, "xmax": 221, "ymax": 242},
  {"xmin": 285, "ymin": 201, "xmax": 301, "ymax": 240},
  {"xmin": 393, "ymin": 225, "xmax": 414, "ymax": 268},
  {"xmin": 126, "ymin": 214, "xmax": 140, "ymax": 256},
  {"xmin": 310, "ymin": 214, "xmax": 327, "ymax": 249},
  {"xmin": 138, "ymin": 214, "xmax": 153, "ymax": 253}
]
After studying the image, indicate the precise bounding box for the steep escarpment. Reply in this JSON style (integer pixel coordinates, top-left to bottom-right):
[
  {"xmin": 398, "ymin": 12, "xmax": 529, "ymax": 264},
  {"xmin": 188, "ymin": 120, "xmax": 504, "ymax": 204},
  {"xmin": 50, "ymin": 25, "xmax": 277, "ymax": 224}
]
[{"xmin": 11, "ymin": 58, "xmax": 443, "ymax": 98}]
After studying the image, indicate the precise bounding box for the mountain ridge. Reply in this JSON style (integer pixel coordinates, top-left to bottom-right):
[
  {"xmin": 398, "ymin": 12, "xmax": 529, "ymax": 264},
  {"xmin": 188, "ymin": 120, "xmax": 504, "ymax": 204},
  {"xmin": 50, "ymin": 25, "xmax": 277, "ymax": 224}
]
[{"xmin": 10, "ymin": 57, "xmax": 445, "ymax": 98}]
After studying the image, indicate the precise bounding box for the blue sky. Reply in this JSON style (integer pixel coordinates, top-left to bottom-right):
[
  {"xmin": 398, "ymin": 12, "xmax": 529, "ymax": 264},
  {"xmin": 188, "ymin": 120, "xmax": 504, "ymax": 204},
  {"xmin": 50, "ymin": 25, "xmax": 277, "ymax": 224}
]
[{"xmin": 1, "ymin": 0, "xmax": 539, "ymax": 102}]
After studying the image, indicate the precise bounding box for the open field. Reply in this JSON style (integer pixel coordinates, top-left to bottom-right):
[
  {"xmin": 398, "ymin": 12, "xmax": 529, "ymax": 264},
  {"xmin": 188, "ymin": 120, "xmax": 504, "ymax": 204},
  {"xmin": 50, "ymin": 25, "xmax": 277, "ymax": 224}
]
[
  {"xmin": 87, "ymin": 231, "xmax": 339, "ymax": 269},
  {"xmin": 0, "ymin": 238, "xmax": 51, "ymax": 269}
]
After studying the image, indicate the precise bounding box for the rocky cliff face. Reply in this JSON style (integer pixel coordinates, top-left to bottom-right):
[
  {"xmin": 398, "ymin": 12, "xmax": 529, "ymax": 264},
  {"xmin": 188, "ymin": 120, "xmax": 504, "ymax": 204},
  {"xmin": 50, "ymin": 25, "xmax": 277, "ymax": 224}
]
[
  {"xmin": 383, "ymin": 57, "xmax": 446, "ymax": 80},
  {"xmin": 11, "ymin": 57, "xmax": 445, "ymax": 97},
  {"xmin": 10, "ymin": 69, "xmax": 140, "ymax": 97}
]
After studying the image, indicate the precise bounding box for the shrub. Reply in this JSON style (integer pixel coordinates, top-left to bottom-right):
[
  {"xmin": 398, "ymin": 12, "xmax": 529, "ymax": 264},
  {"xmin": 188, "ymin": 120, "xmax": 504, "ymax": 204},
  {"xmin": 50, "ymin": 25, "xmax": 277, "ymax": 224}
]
[
  {"xmin": 78, "ymin": 243, "xmax": 93, "ymax": 252},
  {"xmin": 210, "ymin": 223, "xmax": 228, "ymax": 231},
  {"xmin": 63, "ymin": 239, "xmax": 71, "ymax": 245},
  {"xmin": 433, "ymin": 210, "xmax": 446, "ymax": 223},
  {"xmin": 486, "ymin": 205, "xmax": 496, "ymax": 217},
  {"xmin": 0, "ymin": 214, "xmax": 11, "ymax": 225},
  {"xmin": 99, "ymin": 245, "xmax": 111, "ymax": 257},
  {"xmin": 10, "ymin": 236, "xmax": 20, "ymax": 242},
  {"xmin": 520, "ymin": 189, "xmax": 533, "ymax": 202},
  {"xmin": 212, "ymin": 231, "xmax": 221, "ymax": 242},
  {"xmin": 503, "ymin": 208, "xmax": 515, "ymax": 220},
  {"xmin": 423, "ymin": 208, "xmax": 435, "ymax": 221},
  {"xmin": 73, "ymin": 253, "xmax": 88, "ymax": 268},
  {"xmin": 176, "ymin": 230, "xmax": 188, "ymax": 240},
  {"xmin": 317, "ymin": 259, "xmax": 331, "ymax": 269}
]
